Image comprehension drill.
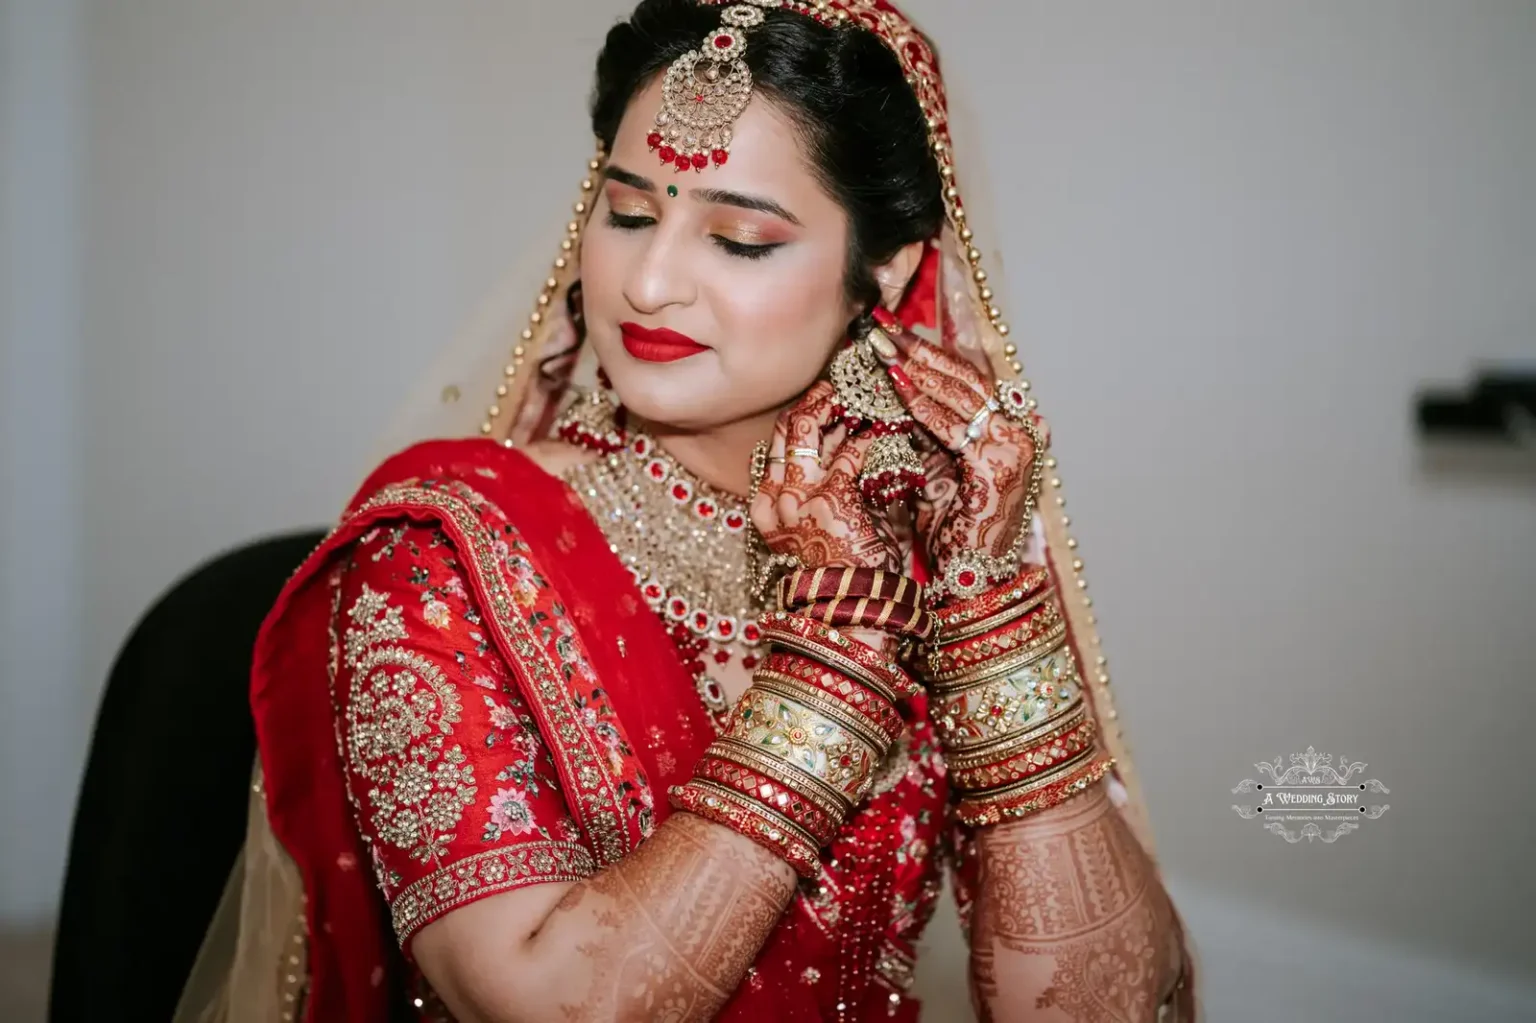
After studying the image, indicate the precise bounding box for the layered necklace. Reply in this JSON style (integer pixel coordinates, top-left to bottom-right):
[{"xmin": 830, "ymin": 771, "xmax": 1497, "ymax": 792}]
[{"xmin": 555, "ymin": 387, "xmax": 764, "ymax": 733}]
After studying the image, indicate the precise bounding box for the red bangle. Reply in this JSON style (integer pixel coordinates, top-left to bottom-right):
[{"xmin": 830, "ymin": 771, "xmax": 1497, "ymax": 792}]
[
  {"xmin": 930, "ymin": 565, "xmax": 1051, "ymax": 635},
  {"xmin": 670, "ymin": 782, "xmax": 824, "ymax": 876},
  {"xmin": 758, "ymin": 610, "xmax": 918, "ymax": 700},
  {"xmin": 672, "ymin": 615, "xmax": 912, "ymax": 875},
  {"xmin": 777, "ymin": 565, "xmax": 924, "ymax": 612},
  {"xmin": 799, "ymin": 595, "xmax": 938, "ymax": 642},
  {"xmin": 925, "ymin": 589, "xmax": 1063, "ymax": 680},
  {"xmin": 919, "ymin": 570, "xmax": 1112, "ymax": 826},
  {"xmin": 688, "ymin": 756, "xmax": 844, "ymax": 845},
  {"xmin": 946, "ymin": 717, "xmax": 1099, "ymax": 791},
  {"xmin": 952, "ymin": 757, "xmax": 1116, "ymax": 828}
]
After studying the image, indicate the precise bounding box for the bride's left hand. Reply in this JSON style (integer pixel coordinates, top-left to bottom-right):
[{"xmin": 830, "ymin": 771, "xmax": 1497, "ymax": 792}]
[{"xmin": 868, "ymin": 313, "xmax": 1044, "ymax": 585}]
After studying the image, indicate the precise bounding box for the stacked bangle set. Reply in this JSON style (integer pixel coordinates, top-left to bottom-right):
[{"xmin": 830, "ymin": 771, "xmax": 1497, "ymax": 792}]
[
  {"xmin": 672, "ymin": 558, "xmax": 1111, "ymax": 872},
  {"xmin": 924, "ymin": 568, "xmax": 1114, "ymax": 826}
]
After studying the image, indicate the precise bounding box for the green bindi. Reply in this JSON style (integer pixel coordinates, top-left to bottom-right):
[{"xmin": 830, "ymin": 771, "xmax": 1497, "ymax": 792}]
[{"xmin": 666, "ymin": 184, "xmax": 679, "ymax": 198}]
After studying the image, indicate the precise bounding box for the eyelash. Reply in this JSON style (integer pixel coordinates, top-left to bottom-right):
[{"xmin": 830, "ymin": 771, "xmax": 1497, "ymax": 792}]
[{"xmin": 605, "ymin": 211, "xmax": 782, "ymax": 261}]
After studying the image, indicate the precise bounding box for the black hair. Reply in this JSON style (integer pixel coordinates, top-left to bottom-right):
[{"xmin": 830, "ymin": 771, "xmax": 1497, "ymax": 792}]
[{"xmin": 590, "ymin": 0, "xmax": 944, "ymax": 313}]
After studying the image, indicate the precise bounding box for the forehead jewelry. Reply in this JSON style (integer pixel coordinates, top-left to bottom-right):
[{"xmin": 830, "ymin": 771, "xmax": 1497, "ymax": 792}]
[{"xmin": 647, "ymin": 0, "xmax": 829, "ymax": 174}]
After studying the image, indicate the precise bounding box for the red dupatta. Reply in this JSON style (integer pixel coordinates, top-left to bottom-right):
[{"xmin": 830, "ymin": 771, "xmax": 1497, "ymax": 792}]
[{"xmin": 252, "ymin": 438, "xmax": 857, "ymax": 1021}]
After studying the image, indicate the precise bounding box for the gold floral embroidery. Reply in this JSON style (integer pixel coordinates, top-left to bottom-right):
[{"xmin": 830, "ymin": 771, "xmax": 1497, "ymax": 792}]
[
  {"xmin": 342, "ymin": 582, "xmax": 405, "ymax": 667},
  {"xmin": 391, "ymin": 841, "xmax": 595, "ymax": 941},
  {"xmin": 344, "ymin": 583, "xmax": 476, "ymax": 867},
  {"xmin": 350, "ymin": 481, "xmax": 637, "ymax": 866}
]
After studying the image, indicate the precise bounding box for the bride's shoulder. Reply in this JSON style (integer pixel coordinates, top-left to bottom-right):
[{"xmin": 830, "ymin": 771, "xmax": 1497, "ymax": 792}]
[
  {"xmin": 519, "ymin": 438, "xmax": 601, "ymax": 478},
  {"xmin": 346, "ymin": 436, "xmax": 599, "ymax": 511}
]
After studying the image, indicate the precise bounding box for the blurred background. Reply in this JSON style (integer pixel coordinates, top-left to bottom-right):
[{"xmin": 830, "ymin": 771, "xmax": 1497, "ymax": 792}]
[{"xmin": 2, "ymin": 0, "xmax": 1533, "ymax": 1019}]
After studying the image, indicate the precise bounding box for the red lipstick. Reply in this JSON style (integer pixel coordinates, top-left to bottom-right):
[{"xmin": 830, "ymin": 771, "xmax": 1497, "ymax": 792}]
[{"xmin": 620, "ymin": 321, "xmax": 709, "ymax": 363}]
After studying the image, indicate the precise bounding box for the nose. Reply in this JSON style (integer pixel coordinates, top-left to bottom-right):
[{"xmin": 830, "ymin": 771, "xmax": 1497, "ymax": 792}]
[{"xmin": 621, "ymin": 217, "xmax": 696, "ymax": 314}]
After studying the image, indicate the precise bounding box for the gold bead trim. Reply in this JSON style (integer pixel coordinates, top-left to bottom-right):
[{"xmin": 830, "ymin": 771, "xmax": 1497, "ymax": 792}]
[
  {"xmin": 277, "ymin": 904, "xmax": 308, "ymax": 1020},
  {"xmin": 479, "ymin": 149, "xmax": 605, "ymax": 442},
  {"xmin": 1041, "ymin": 457, "xmax": 1126, "ymax": 742}
]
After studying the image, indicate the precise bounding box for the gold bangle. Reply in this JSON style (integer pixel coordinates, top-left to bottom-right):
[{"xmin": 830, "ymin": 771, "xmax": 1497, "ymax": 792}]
[
  {"xmin": 953, "ymin": 758, "xmax": 1116, "ymax": 828},
  {"xmin": 717, "ymin": 690, "xmax": 886, "ymax": 805},
  {"xmin": 707, "ymin": 739, "xmax": 854, "ymax": 818},
  {"xmin": 941, "ymin": 703, "xmax": 1090, "ymax": 771},
  {"xmin": 762, "ymin": 628, "xmax": 906, "ymax": 704},
  {"xmin": 926, "ymin": 621, "xmax": 1069, "ymax": 690},
  {"xmin": 747, "ymin": 671, "xmax": 893, "ymax": 753},
  {"xmin": 929, "ymin": 645, "xmax": 1083, "ymax": 755}
]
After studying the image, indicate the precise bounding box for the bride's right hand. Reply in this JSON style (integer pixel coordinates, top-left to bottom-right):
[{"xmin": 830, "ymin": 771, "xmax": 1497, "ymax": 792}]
[{"xmin": 751, "ymin": 380, "xmax": 903, "ymax": 574}]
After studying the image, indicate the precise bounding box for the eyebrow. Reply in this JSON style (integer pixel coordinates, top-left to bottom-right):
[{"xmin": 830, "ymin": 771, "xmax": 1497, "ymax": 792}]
[
  {"xmin": 693, "ymin": 186, "xmax": 802, "ymax": 226},
  {"xmin": 603, "ymin": 165, "xmax": 654, "ymax": 191},
  {"xmin": 603, "ymin": 164, "xmax": 803, "ymax": 227}
]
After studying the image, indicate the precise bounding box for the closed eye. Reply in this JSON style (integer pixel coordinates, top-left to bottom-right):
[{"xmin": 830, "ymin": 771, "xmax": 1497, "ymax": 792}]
[
  {"xmin": 711, "ymin": 236, "xmax": 782, "ymax": 261},
  {"xmin": 606, "ymin": 211, "xmax": 655, "ymax": 230},
  {"xmin": 606, "ymin": 210, "xmax": 783, "ymax": 261}
]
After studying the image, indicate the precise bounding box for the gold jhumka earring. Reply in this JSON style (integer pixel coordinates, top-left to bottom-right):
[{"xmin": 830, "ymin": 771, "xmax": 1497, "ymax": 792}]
[{"xmin": 829, "ymin": 320, "xmax": 926, "ymax": 507}]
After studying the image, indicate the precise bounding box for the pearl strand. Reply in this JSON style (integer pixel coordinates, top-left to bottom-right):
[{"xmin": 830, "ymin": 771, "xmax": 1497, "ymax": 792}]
[{"xmin": 473, "ymin": 146, "xmax": 606, "ymax": 443}]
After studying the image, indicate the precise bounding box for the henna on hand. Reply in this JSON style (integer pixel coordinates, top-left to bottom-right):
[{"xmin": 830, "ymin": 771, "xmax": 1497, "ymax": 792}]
[
  {"xmin": 967, "ymin": 783, "xmax": 1184, "ymax": 1023},
  {"xmin": 881, "ymin": 325, "xmax": 1039, "ymax": 578},
  {"xmin": 551, "ymin": 813, "xmax": 797, "ymax": 1021},
  {"xmin": 752, "ymin": 381, "xmax": 905, "ymax": 574}
]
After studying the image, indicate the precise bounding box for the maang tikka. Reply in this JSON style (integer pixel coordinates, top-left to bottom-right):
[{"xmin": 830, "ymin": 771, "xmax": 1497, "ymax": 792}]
[
  {"xmin": 649, "ymin": 0, "xmax": 846, "ymax": 173},
  {"xmin": 830, "ymin": 319, "xmax": 927, "ymax": 507}
]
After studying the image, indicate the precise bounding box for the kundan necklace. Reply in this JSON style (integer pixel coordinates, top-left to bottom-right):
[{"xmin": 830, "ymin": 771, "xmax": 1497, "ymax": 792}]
[{"xmin": 555, "ymin": 386, "xmax": 764, "ymax": 733}]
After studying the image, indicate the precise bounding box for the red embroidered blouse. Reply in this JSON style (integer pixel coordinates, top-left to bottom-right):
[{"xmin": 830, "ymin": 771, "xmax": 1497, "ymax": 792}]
[
  {"xmin": 327, "ymin": 515, "xmax": 958, "ymax": 1019},
  {"xmin": 330, "ymin": 520, "xmax": 598, "ymax": 949}
]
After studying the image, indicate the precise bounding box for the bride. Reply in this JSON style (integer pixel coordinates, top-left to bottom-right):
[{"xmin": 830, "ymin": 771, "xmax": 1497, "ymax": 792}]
[{"xmin": 177, "ymin": 0, "xmax": 1197, "ymax": 1019}]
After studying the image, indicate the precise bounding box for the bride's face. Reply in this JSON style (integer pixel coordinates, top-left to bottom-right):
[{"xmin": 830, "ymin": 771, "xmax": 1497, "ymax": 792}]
[{"xmin": 580, "ymin": 75, "xmax": 863, "ymax": 432}]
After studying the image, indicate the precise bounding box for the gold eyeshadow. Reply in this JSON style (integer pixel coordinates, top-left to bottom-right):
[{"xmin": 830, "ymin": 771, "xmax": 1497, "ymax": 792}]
[
  {"xmin": 709, "ymin": 220, "xmax": 791, "ymax": 246},
  {"xmin": 604, "ymin": 183, "xmax": 655, "ymax": 218}
]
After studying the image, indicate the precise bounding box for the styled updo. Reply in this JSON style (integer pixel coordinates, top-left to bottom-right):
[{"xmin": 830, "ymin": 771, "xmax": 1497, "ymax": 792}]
[{"xmin": 589, "ymin": 0, "xmax": 945, "ymax": 312}]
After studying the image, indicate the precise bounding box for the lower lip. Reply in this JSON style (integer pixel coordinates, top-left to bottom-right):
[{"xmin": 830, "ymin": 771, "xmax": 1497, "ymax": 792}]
[{"xmin": 621, "ymin": 332, "xmax": 709, "ymax": 363}]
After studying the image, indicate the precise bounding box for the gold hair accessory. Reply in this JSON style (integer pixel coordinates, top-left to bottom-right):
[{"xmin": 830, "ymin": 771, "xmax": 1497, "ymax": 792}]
[
  {"xmin": 648, "ymin": 1, "xmax": 777, "ymax": 173},
  {"xmin": 648, "ymin": 0, "xmax": 849, "ymax": 173}
]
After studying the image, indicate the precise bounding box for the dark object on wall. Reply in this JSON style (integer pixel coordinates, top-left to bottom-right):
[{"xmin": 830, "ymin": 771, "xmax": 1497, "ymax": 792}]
[
  {"xmin": 1415, "ymin": 368, "xmax": 1536, "ymax": 444},
  {"xmin": 48, "ymin": 529, "xmax": 325, "ymax": 1023}
]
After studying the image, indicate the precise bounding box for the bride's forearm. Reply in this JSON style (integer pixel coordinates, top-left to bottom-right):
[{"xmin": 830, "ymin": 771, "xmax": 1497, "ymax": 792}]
[
  {"xmin": 421, "ymin": 811, "xmax": 795, "ymax": 1023},
  {"xmin": 532, "ymin": 812, "xmax": 795, "ymax": 1020},
  {"xmin": 967, "ymin": 782, "xmax": 1183, "ymax": 1023}
]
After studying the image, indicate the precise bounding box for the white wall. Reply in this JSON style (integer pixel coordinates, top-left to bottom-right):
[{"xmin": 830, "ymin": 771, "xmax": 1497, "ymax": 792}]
[
  {"xmin": 0, "ymin": 0, "xmax": 87, "ymax": 924},
  {"xmin": 1, "ymin": 0, "xmax": 1532, "ymax": 1012},
  {"xmin": 962, "ymin": 0, "xmax": 1536, "ymax": 988}
]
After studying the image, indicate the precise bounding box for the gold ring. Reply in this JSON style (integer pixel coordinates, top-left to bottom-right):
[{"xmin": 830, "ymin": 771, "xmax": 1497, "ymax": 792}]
[{"xmin": 788, "ymin": 447, "xmax": 821, "ymax": 460}]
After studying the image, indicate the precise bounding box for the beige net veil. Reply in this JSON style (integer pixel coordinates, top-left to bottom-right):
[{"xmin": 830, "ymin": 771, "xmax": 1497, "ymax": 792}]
[{"xmin": 176, "ymin": 2, "xmax": 1198, "ymax": 1018}]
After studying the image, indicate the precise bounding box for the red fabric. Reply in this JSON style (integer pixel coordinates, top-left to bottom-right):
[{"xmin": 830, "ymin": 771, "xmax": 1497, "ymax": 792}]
[
  {"xmin": 893, "ymin": 238, "xmax": 940, "ymax": 330},
  {"xmin": 251, "ymin": 439, "xmax": 950, "ymax": 1021},
  {"xmin": 330, "ymin": 524, "xmax": 595, "ymax": 949}
]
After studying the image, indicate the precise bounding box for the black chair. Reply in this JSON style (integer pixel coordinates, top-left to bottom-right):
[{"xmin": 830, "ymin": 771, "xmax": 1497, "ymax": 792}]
[{"xmin": 49, "ymin": 529, "xmax": 325, "ymax": 1023}]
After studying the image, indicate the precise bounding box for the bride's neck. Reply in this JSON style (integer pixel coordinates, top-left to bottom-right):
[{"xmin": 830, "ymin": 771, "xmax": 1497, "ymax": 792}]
[{"xmin": 628, "ymin": 406, "xmax": 782, "ymax": 499}]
